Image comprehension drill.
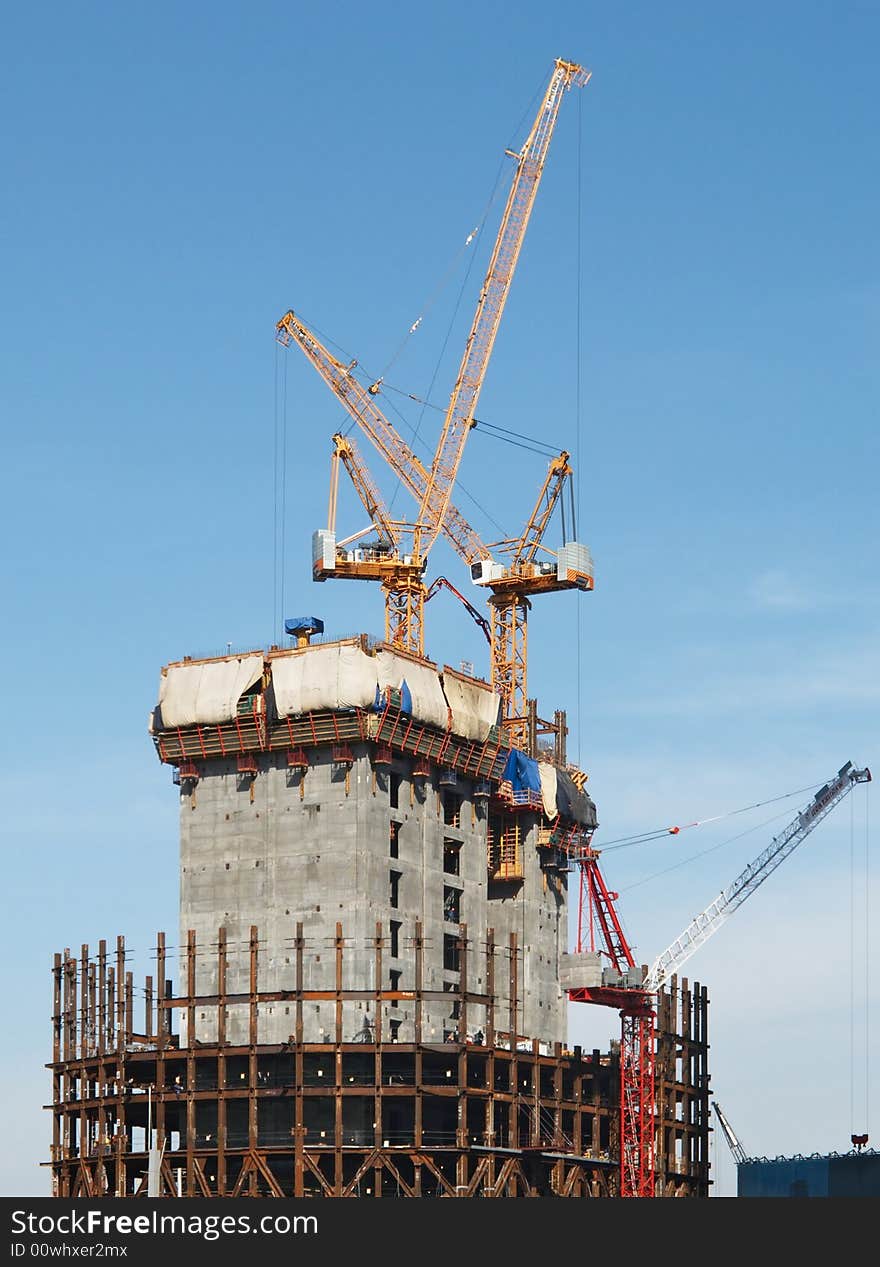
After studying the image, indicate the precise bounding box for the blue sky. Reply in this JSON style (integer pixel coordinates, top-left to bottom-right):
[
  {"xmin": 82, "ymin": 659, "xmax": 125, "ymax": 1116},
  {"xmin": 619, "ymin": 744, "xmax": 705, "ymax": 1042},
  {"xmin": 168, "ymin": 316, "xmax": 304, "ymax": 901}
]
[{"xmin": 1, "ymin": 2, "xmax": 877, "ymax": 1197}]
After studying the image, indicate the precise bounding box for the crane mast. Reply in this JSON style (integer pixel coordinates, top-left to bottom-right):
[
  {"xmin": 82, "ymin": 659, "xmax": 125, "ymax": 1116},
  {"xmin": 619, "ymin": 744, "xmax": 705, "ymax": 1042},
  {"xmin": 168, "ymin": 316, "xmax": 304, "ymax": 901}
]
[
  {"xmin": 323, "ymin": 432, "xmax": 431, "ymax": 649},
  {"xmin": 416, "ymin": 58, "xmax": 591, "ymax": 558},
  {"xmin": 482, "ymin": 449, "xmax": 591, "ymax": 748}
]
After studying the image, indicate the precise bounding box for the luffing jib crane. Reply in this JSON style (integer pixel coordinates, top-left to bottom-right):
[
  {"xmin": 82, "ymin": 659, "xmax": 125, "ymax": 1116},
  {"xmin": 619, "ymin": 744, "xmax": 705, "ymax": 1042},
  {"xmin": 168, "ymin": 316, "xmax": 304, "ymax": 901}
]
[
  {"xmin": 322, "ymin": 431, "xmax": 427, "ymax": 651},
  {"xmin": 477, "ymin": 448, "xmax": 591, "ymax": 748},
  {"xmin": 327, "ymin": 432, "xmax": 400, "ymax": 555},
  {"xmin": 276, "ymin": 59, "xmax": 594, "ymax": 745},
  {"xmin": 713, "ymin": 1102, "xmax": 748, "ymax": 1165},
  {"xmin": 567, "ymin": 760, "xmax": 871, "ymax": 1196},
  {"xmin": 643, "ymin": 761, "xmax": 872, "ymax": 991}
]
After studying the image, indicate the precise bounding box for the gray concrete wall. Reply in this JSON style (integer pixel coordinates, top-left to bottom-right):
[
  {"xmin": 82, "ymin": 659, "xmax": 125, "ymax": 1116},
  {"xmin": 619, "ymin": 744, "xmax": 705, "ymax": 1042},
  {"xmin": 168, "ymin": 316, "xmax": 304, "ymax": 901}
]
[{"xmin": 178, "ymin": 747, "xmax": 568, "ymax": 1046}]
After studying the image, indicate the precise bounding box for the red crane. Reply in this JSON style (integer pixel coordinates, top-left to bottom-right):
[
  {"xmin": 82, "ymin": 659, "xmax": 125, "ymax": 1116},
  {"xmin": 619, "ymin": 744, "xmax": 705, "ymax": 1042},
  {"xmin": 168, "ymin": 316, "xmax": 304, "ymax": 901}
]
[{"xmin": 567, "ymin": 760, "xmax": 871, "ymax": 1197}]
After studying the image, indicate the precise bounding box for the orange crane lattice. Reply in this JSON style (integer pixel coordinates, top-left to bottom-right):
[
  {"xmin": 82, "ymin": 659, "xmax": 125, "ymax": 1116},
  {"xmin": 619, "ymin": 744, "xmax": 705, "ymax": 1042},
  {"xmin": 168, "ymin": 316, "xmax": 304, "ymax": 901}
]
[{"xmin": 276, "ymin": 58, "xmax": 594, "ymax": 746}]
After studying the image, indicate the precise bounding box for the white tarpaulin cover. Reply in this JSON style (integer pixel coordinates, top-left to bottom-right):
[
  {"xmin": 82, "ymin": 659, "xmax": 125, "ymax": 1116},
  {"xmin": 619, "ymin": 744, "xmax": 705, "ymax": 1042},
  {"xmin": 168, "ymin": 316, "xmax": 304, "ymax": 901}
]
[
  {"xmin": 159, "ymin": 655, "xmax": 264, "ymax": 728},
  {"xmin": 538, "ymin": 763, "xmax": 558, "ymax": 820},
  {"xmin": 441, "ymin": 671, "xmax": 500, "ymax": 742},
  {"xmin": 270, "ymin": 643, "xmax": 377, "ymax": 718},
  {"xmin": 376, "ymin": 650, "xmax": 449, "ymax": 731}
]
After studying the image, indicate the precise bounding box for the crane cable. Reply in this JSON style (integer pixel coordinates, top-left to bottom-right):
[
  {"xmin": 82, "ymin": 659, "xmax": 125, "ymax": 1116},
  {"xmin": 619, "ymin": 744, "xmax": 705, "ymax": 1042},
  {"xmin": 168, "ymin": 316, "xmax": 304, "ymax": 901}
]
[
  {"xmin": 866, "ymin": 784, "xmax": 871, "ymax": 1138},
  {"xmin": 272, "ymin": 342, "xmax": 289, "ymax": 638},
  {"xmin": 280, "ymin": 347, "xmax": 288, "ymax": 628},
  {"xmin": 380, "ymin": 173, "xmax": 502, "ymax": 511},
  {"xmin": 620, "ymin": 804, "xmax": 799, "ymax": 895},
  {"xmin": 273, "ymin": 342, "xmax": 280, "ymax": 636},
  {"xmin": 374, "ymin": 63, "xmax": 553, "ymax": 387},
  {"xmin": 575, "ymin": 83, "xmax": 584, "ymax": 768},
  {"xmin": 851, "ymin": 783, "xmax": 871, "ymax": 1141},
  {"xmin": 851, "ymin": 791, "xmax": 856, "ymax": 1138},
  {"xmin": 376, "ymin": 381, "xmax": 560, "ymax": 456},
  {"xmin": 596, "ymin": 781, "xmax": 824, "ymax": 853},
  {"xmin": 376, "ymin": 383, "xmax": 510, "ymax": 538},
  {"xmin": 377, "ymin": 221, "xmax": 483, "ymax": 382},
  {"xmin": 289, "ymin": 304, "xmax": 513, "ymax": 539}
]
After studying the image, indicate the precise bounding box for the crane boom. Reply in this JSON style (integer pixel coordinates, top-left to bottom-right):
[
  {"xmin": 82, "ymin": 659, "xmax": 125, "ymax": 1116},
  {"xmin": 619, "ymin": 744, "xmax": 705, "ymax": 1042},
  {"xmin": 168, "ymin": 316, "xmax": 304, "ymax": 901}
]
[
  {"xmin": 416, "ymin": 58, "xmax": 591, "ymax": 557},
  {"xmin": 276, "ymin": 311, "xmax": 490, "ymax": 565},
  {"xmin": 713, "ymin": 1102, "xmax": 748, "ymax": 1165},
  {"xmin": 509, "ymin": 450, "xmax": 573, "ymax": 565},
  {"xmin": 644, "ymin": 762, "xmax": 872, "ymax": 991},
  {"xmin": 329, "ymin": 432, "xmax": 400, "ymax": 547}
]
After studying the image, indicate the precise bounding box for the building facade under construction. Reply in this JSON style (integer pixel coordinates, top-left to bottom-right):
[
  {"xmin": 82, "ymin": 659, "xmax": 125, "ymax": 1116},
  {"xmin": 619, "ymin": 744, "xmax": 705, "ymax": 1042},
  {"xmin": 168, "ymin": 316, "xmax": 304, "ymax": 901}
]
[{"xmin": 47, "ymin": 634, "xmax": 711, "ymax": 1197}]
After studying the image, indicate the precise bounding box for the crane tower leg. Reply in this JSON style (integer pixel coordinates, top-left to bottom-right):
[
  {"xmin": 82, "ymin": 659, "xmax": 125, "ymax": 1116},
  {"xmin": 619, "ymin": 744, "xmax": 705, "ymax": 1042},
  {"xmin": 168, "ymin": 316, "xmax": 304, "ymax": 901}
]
[
  {"xmin": 620, "ymin": 1008, "xmax": 656, "ymax": 1197},
  {"xmin": 490, "ymin": 594, "xmax": 529, "ymax": 750},
  {"xmin": 383, "ymin": 578, "xmax": 427, "ymax": 657}
]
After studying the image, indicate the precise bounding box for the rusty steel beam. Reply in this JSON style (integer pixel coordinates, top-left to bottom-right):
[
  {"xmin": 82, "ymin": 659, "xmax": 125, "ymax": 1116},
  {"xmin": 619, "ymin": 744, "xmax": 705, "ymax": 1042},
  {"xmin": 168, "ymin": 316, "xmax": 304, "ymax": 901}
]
[{"xmin": 46, "ymin": 922, "xmax": 710, "ymax": 1198}]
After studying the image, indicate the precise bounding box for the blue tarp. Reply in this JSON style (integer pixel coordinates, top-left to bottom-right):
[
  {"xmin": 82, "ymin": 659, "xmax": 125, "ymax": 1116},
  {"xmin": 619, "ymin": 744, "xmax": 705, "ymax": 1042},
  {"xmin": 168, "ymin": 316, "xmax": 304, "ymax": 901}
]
[
  {"xmin": 284, "ymin": 616, "xmax": 325, "ymax": 636},
  {"xmin": 372, "ymin": 679, "xmax": 413, "ymax": 714},
  {"xmin": 502, "ymin": 748, "xmax": 541, "ymax": 794}
]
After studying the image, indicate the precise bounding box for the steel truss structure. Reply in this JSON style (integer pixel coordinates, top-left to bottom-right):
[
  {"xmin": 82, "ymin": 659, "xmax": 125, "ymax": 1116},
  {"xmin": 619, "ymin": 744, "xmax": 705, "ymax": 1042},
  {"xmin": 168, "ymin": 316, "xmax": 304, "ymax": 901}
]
[{"xmin": 47, "ymin": 922, "xmax": 709, "ymax": 1198}]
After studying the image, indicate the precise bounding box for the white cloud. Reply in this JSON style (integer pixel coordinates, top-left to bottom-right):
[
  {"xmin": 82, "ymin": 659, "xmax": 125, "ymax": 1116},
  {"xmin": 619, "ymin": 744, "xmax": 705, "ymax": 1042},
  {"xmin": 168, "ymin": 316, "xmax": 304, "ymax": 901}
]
[{"xmin": 748, "ymin": 568, "xmax": 816, "ymax": 612}]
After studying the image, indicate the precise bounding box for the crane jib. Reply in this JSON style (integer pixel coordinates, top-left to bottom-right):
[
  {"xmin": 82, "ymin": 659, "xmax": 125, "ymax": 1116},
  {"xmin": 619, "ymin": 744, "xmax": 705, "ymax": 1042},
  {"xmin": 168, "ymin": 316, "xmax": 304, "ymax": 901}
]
[
  {"xmin": 644, "ymin": 763, "xmax": 870, "ymax": 991},
  {"xmin": 416, "ymin": 59, "xmax": 591, "ymax": 557}
]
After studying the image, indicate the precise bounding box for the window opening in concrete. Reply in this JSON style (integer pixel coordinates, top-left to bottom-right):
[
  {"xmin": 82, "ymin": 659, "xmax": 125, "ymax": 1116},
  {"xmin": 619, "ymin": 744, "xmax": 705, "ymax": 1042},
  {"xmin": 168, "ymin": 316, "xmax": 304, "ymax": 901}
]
[
  {"xmin": 443, "ymin": 886, "xmax": 460, "ymax": 923},
  {"xmin": 389, "ymin": 820, "xmax": 400, "ymax": 858},
  {"xmin": 443, "ymin": 838, "xmax": 461, "ymax": 875},
  {"xmin": 487, "ymin": 811, "xmax": 523, "ymax": 881},
  {"xmin": 442, "ymin": 791, "xmax": 461, "ymax": 827},
  {"xmin": 389, "ymin": 1018, "xmax": 402, "ymax": 1042},
  {"xmin": 390, "ymin": 771, "xmax": 402, "ymax": 809},
  {"xmin": 390, "ymin": 920, "xmax": 402, "ymax": 958},
  {"xmin": 390, "ymin": 869, "xmax": 402, "ymax": 910},
  {"xmin": 389, "ymin": 968, "xmax": 402, "ymax": 1007},
  {"xmin": 443, "ymin": 933, "xmax": 460, "ymax": 973}
]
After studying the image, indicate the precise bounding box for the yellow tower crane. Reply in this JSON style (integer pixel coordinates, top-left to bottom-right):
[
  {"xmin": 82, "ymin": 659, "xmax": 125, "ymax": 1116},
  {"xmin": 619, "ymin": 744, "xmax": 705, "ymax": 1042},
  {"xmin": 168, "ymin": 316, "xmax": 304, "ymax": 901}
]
[
  {"xmin": 276, "ymin": 57, "xmax": 594, "ymax": 748},
  {"xmin": 280, "ymin": 319, "xmax": 592, "ymax": 746},
  {"xmin": 323, "ymin": 430, "xmax": 427, "ymax": 653},
  {"xmin": 477, "ymin": 450, "xmax": 592, "ymax": 748}
]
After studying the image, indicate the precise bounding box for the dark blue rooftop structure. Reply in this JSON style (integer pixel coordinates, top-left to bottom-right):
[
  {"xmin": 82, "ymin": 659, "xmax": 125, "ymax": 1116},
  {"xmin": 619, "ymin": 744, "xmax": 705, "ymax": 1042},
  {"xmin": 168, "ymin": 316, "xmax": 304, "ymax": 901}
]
[
  {"xmin": 737, "ymin": 1150, "xmax": 880, "ymax": 1197},
  {"xmin": 285, "ymin": 616, "xmax": 325, "ymax": 638}
]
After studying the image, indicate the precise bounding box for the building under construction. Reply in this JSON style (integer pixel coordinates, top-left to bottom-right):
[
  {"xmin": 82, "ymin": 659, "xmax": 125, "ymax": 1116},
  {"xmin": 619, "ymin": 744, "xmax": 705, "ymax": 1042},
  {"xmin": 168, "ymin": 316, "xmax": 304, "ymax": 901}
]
[
  {"xmin": 46, "ymin": 58, "xmax": 714, "ymax": 1198},
  {"xmin": 48, "ymin": 634, "xmax": 711, "ymax": 1197}
]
